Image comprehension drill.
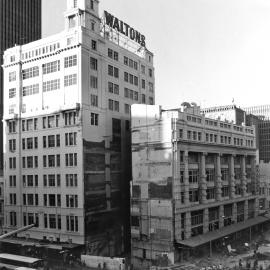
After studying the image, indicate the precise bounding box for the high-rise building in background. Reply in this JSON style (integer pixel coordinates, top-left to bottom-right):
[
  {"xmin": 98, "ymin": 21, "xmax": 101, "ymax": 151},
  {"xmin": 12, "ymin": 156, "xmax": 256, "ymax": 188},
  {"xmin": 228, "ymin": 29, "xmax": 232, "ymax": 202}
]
[
  {"xmin": 2, "ymin": 0, "xmax": 154, "ymax": 256},
  {"xmin": 131, "ymin": 104, "xmax": 267, "ymax": 269},
  {"xmin": 243, "ymin": 105, "xmax": 270, "ymax": 163},
  {"xmin": 0, "ymin": 0, "xmax": 41, "ymax": 170}
]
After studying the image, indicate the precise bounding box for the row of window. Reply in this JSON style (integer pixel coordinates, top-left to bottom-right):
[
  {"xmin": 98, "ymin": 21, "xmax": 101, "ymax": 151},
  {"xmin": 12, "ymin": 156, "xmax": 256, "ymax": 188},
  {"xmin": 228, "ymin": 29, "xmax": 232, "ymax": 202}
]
[
  {"xmin": 9, "ymin": 193, "xmax": 79, "ymax": 209},
  {"xmin": 7, "ymin": 112, "xmax": 77, "ymax": 133},
  {"xmin": 9, "ymin": 211, "xmax": 79, "ymax": 232},
  {"xmin": 10, "ymin": 134, "xmax": 76, "ymax": 152},
  {"xmin": 9, "ymin": 174, "xmax": 78, "ymax": 188},
  {"xmin": 124, "ymin": 72, "xmax": 138, "ymax": 86},
  {"xmin": 8, "ymin": 154, "xmax": 78, "ymax": 169},
  {"xmin": 187, "ymin": 115, "xmax": 254, "ymax": 135},
  {"xmin": 180, "ymin": 168, "xmax": 252, "ymax": 183},
  {"xmin": 181, "ymin": 129, "xmax": 254, "ymax": 147}
]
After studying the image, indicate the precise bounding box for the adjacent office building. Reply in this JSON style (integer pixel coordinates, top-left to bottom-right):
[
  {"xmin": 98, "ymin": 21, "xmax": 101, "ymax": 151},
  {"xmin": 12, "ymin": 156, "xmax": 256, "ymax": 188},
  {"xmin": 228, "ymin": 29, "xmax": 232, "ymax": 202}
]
[
  {"xmin": 3, "ymin": 0, "xmax": 155, "ymax": 255},
  {"xmin": 131, "ymin": 104, "xmax": 267, "ymax": 269},
  {"xmin": 0, "ymin": 0, "xmax": 42, "ymax": 169}
]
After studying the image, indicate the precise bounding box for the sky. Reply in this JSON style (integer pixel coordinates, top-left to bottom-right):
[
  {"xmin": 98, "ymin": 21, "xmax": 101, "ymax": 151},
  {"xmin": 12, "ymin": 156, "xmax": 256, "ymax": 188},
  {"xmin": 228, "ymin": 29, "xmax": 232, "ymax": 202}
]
[{"xmin": 42, "ymin": 0, "xmax": 270, "ymax": 109}]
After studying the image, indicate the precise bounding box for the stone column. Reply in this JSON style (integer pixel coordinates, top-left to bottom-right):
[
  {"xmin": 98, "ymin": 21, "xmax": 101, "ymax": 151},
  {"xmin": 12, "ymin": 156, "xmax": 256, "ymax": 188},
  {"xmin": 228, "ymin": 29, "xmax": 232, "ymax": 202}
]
[
  {"xmin": 229, "ymin": 155, "xmax": 236, "ymax": 199},
  {"xmin": 184, "ymin": 151, "xmax": 189, "ymax": 205},
  {"xmin": 219, "ymin": 205, "xmax": 224, "ymax": 229},
  {"xmin": 185, "ymin": 212, "xmax": 191, "ymax": 239},
  {"xmin": 241, "ymin": 156, "xmax": 247, "ymax": 197},
  {"xmin": 203, "ymin": 208, "xmax": 209, "ymax": 233},
  {"xmin": 254, "ymin": 198, "xmax": 259, "ymax": 217},
  {"xmin": 244, "ymin": 200, "xmax": 248, "ymax": 221},
  {"xmin": 215, "ymin": 154, "xmax": 222, "ymax": 201},
  {"xmin": 251, "ymin": 156, "xmax": 257, "ymax": 195},
  {"xmin": 200, "ymin": 153, "xmax": 207, "ymax": 204},
  {"xmin": 173, "ymin": 149, "xmax": 181, "ymax": 200},
  {"xmin": 232, "ymin": 203, "xmax": 237, "ymax": 223}
]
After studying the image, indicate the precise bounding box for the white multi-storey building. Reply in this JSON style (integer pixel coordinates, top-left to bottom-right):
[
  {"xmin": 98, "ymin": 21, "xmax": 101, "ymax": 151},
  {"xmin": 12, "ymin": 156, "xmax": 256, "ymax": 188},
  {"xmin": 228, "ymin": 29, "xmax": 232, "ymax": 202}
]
[{"xmin": 2, "ymin": 0, "xmax": 154, "ymax": 255}]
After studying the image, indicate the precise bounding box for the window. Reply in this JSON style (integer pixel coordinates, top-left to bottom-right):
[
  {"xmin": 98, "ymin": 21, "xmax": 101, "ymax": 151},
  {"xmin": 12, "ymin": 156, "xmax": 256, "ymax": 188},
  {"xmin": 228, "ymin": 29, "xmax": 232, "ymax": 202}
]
[
  {"xmin": 108, "ymin": 99, "xmax": 119, "ymax": 112},
  {"xmin": 189, "ymin": 189, "xmax": 199, "ymax": 202},
  {"xmin": 134, "ymin": 76, "xmax": 138, "ymax": 86},
  {"xmin": 221, "ymin": 169, "xmax": 229, "ymax": 181},
  {"xmin": 90, "ymin": 76, "xmax": 98, "ymax": 88},
  {"xmin": 43, "ymin": 60, "xmax": 60, "ymax": 74},
  {"xmin": 9, "ymin": 193, "xmax": 16, "ymax": 205},
  {"xmin": 141, "ymin": 65, "xmax": 145, "ymax": 74},
  {"xmin": 189, "ymin": 170, "xmax": 198, "ymax": 183},
  {"xmin": 124, "ymin": 72, "xmax": 128, "ymax": 82},
  {"xmin": 64, "ymin": 55, "xmax": 77, "ymax": 68},
  {"xmin": 149, "ymin": 82, "xmax": 154, "ymax": 92},
  {"xmin": 64, "ymin": 74, "xmax": 77, "ymax": 87},
  {"xmin": 124, "ymin": 56, "xmax": 128, "ymax": 65},
  {"xmin": 91, "ymin": 94, "xmax": 98, "ymax": 107},
  {"xmin": 141, "ymin": 94, "xmax": 146, "ymax": 104},
  {"xmin": 64, "ymin": 111, "xmax": 76, "ymax": 126},
  {"xmin": 9, "ymin": 139, "xmax": 16, "ymax": 152},
  {"xmin": 49, "ymin": 194, "xmax": 56, "ymax": 206},
  {"xmin": 66, "ymin": 195, "xmax": 78, "ymax": 208},
  {"xmin": 90, "ymin": 57, "xmax": 98, "ymax": 70},
  {"xmin": 49, "ymin": 214, "xmax": 56, "ymax": 229},
  {"xmin": 108, "ymin": 65, "xmax": 113, "ymax": 76},
  {"xmin": 65, "ymin": 132, "xmax": 77, "ymax": 146},
  {"xmin": 43, "ymin": 79, "xmax": 60, "ymax": 92},
  {"xmin": 23, "ymin": 84, "xmax": 39, "ymax": 96},
  {"xmin": 9, "ymin": 176, "xmax": 16, "ymax": 187},
  {"xmin": 207, "ymin": 188, "xmax": 216, "ymax": 200},
  {"xmin": 10, "ymin": 212, "xmax": 17, "ymax": 226},
  {"xmin": 43, "ymin": 155, "xmax": 60, "ymax": 168},
  {"xmin": 91, "ymin": 40, "xmax": 97, "ymax": 50},
  {"xmin": 222, "ymin": 186, "xmax": 229, "ymax": 197},
  {"xmin": 91, "ymin": 21, "xmax": 95, "ymax": 31},
  {"xmin": 149, "ymin": 97, "xmax": 154, "ymax": 105},
  {"xmin": 73, "ymin": 0, "xmax": 77, "ymax": 8},
  {"xmin": 91, "ymin": 0, "xmax": 94, "ymax": 9},
  {"xmin": 9, "ymin": 71, "xmax": 16, "ymax": 82},
  {"xmin": 66, "ymin": 215, "xmax": 79, "ymax": 232},
  {"xmin": 206, "ymin": 169, "xmax": 215, "ymax": 182},
  {"xmin": 9, "ymin": 104, "xmax": 16, "ymax": 114},
  {"xmin": 66, "ymin": 174, "xmax": 78, "ymax": 187},
  {"xmin": 69, "ymin": 15, "xmax": 76, "ymax": 28},
  {"xmin": 114, "ymin": 51, "xmax": 119, "ymax": 61},
  {"xmin": 125, "ymin": 104, "xmax": 130, "ymax": 114},
  {"xmin": 149, "ymin": 68, "xmax": 153, "ymax": 77},
  {"xmin": 108, "ymin": 65, "xmax": 118, "ymax": 78},
  {"xmin": 8, "ymin": 121, "xmax": 16, "ymax": 133},
  {"xmin": 142, "ymin": 79, "xmax": 145, "ymax": 89},
  {"xmin": 9, "ymin": 157, "xmax": 16, "ymax": 169},
  {"xmin": 65, "ymin": 153, "xmax": 77, "ymax": 166},
  {"xmin": 9, "ymin": 88, "xmax": 16, "ymax": 98},
  {"xmin": 91, "ymin": 113, "xmax": 98, "ymax": 126},
  {"xmin": 108, "ymin": 48, "xmax": 113, "ymax": 58}
]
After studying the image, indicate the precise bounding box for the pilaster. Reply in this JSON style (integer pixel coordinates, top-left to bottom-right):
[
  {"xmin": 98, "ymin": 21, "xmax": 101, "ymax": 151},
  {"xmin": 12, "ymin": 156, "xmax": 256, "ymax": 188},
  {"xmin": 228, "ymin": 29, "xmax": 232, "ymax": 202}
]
[
  {"xmin": 215, "ymin": 154, "xmax": 222, "ymax": 201},
  {"xmin": 200, "ymin": 152, "xmax": 207, "ymax": 204},
  {"xmin": 229, "ymin": 155, "xmax": 236, "ymax": 199}
]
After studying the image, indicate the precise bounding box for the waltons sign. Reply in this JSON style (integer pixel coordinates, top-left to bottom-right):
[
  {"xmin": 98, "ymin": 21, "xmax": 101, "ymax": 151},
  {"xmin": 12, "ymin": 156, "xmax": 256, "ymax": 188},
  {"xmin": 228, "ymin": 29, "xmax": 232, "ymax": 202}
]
[{"xmin": 104, "ymin": 11, "xmax": 146, "ymax": 47}]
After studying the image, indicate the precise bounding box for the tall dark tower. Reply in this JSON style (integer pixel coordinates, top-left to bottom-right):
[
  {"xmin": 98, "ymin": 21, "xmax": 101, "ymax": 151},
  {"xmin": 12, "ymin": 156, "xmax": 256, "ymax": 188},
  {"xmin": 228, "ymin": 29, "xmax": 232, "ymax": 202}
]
[{"xmin": 0, "ymin": 0, "xmax": 41, "ymax": 169}]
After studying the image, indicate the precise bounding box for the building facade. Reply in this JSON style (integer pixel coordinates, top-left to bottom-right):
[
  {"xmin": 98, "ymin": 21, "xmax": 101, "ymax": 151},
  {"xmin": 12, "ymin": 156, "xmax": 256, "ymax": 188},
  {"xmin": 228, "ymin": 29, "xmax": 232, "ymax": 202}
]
[
  {"xmin": 131, "ymin": 104, "xmax": 267, "ymax": 269},
  {"xmin": 3, "ymin": 0, "xmax": 155, "ymax": 255},
  {"xmin": 0, "ymin": 0, "xmax": 41, "ymax": 170}
]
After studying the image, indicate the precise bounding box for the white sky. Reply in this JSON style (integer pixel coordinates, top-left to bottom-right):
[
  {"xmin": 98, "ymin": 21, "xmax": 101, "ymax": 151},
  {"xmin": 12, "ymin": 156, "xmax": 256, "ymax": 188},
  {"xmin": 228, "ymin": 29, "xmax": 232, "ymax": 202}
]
[{"xmin": 42, "ymin": 0, "xmax": 270, "ymax": 109}]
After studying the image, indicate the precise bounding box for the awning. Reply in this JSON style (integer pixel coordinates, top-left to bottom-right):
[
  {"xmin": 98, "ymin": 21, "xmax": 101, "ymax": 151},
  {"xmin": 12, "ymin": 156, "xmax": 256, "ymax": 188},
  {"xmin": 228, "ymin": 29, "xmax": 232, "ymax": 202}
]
[
  {"xmin": 177, "ymin": 215, "xmax": 270, "ymax": 248},
  {"xmin": 0, "ymin": 238, "xmax": 81, "ymax": 250}
]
